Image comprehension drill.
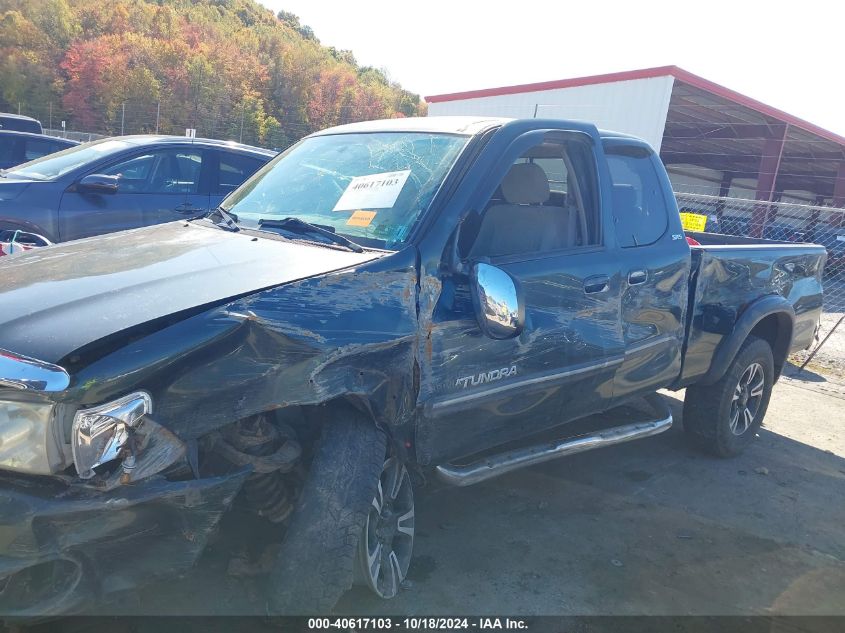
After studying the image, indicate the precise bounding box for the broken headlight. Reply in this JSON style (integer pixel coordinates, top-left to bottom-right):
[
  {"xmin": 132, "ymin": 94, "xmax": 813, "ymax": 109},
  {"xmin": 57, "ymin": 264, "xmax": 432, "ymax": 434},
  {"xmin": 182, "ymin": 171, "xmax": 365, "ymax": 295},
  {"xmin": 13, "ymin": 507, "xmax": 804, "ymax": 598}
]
[
  {"xmin": 0, "ymin": 400, "xmax": 64, "ymax": 474},
  {"xmin": 71, "ymin": 392, "xmax": 151, "ymax": 479}
]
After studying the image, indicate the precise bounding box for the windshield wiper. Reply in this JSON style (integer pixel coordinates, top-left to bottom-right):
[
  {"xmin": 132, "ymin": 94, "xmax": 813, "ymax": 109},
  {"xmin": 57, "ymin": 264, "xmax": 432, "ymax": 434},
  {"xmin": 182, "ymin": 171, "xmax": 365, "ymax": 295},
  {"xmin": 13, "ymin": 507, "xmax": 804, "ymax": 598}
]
[{"xmin": 258, "ymin": 217, "xmax": 364, "ymax": 253}]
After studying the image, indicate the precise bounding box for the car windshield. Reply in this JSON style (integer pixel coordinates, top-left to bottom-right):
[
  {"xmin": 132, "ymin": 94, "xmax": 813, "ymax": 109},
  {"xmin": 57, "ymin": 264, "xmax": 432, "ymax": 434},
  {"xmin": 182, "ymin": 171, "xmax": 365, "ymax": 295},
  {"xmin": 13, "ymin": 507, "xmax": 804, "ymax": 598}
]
[
  {"xmin": 5, "ymin": 138, "xmax": 135, "ymax": 181},
  {"xmin": 222, "ymin": 131, "xmax": 470, "ymax": 250}
]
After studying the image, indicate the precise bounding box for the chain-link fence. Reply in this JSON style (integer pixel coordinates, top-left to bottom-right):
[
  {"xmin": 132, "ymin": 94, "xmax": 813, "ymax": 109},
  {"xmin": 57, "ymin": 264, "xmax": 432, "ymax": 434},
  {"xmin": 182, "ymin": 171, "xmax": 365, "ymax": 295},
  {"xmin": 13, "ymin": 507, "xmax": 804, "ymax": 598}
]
[{"xmin": 8, "ymin": 99, "xmax": 327, "ymax": 151}]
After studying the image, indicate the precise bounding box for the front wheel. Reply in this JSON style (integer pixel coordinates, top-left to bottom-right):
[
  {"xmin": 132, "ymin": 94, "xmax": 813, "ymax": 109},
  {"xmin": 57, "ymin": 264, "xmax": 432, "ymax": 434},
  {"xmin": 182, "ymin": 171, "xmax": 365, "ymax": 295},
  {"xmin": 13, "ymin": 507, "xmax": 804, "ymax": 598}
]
[
  {"xmin": 683, "ymin": 335, "xmax": 774, "ymax": 457},
  {"xmin": 267, "ymin": 417, "xmax": 386, "ymax": 613},
  {"xmin": 356, "ymin": 457, "xmax": 415, "ymax": 599}
]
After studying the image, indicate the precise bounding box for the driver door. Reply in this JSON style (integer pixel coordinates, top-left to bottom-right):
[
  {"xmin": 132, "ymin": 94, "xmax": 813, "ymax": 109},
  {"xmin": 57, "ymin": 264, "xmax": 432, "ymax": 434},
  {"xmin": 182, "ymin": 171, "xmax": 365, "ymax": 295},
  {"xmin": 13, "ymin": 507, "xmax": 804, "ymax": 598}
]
[
  {"xmin": 59, "ymin": 146, "xmax": 208, "ymax": 241},
  {"xmin": 416, "ymin": 130, "xmax": 625, "ymax": 466}
]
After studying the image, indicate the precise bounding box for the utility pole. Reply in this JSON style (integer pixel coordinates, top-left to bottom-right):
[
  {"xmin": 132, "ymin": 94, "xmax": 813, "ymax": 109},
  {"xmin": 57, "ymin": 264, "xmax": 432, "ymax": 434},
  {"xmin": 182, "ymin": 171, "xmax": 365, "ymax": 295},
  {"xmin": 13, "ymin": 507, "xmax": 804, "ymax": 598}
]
[
  {"xmin": 239, "ymin": 101, "xmax": 245, "ymax": 143},
  {"xmin": 121, "ymin": 103, "xmax": 125, "ymax": 135},
  {"xmin": 17, "ymin": 102, "xmax": 21, "ymax": 115},
  {"xmin": 155, "ymin": 102, "xmax": 160, "ymax": 134},
  {"xmin": 49, "ymin": 102, "xmax": 52, "ymax": 130}
]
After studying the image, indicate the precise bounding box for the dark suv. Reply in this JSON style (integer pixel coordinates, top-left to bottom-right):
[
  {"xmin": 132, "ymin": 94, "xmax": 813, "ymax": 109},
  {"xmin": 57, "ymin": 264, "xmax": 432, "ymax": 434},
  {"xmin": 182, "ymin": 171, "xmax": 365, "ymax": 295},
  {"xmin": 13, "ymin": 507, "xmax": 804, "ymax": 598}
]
[
  {"xmin": 0, "ymin": 135, "xmax": 276, "ymax": 242},
  {"xmin": 0, "ymin": 113, "xmax": 42, "ymax": 134}
]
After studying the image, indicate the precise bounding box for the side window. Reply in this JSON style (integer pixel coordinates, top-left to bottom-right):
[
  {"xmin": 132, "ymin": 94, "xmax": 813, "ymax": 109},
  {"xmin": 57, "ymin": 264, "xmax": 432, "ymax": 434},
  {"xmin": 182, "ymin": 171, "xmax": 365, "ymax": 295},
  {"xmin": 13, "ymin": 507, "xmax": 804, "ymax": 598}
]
[
  {"xmin": 467, "ymin": 138, "xmax": 598, "ymax": 259},
  {"xmin": 217, "ymin": 152, "xmax": 264, "ymax": 195},
  {"xmin": 0, "ymin": 136, "xmax": 18, "ymax": 163},
  {"xmin": 24, "ymin": 138, "xmax": 61, "ymax": 161},
  {"xmin": 606, "ymin": 145, "xmax": 669, "ymax": 248},
  {"xmin": 102, "ymin": 149, "xmax": 203, "ymax": 194}
]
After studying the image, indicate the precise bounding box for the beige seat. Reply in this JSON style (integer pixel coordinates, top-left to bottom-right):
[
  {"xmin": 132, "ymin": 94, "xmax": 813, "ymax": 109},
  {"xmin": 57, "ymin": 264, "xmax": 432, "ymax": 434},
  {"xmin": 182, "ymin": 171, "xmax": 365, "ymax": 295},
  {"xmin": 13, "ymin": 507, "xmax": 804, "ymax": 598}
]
[{"xmin": 470, "ymin": 162, "xmax": 577, "ymax": 258}]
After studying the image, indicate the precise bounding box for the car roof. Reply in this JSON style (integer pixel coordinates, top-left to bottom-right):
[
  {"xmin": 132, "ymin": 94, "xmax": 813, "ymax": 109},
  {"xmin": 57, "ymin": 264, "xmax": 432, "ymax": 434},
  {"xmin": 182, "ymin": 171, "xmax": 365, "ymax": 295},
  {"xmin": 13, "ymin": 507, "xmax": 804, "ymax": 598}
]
[
  {"xmin": 107, "ymin": 135, "xmax": 276, "ymax": 157},
  {"xmin": 0, "ymin": 130, "xmax": 78, "ymax": 144},
  {"xmin": 0, "ymin": 112, "xmax": 40, "ymax": 123}
]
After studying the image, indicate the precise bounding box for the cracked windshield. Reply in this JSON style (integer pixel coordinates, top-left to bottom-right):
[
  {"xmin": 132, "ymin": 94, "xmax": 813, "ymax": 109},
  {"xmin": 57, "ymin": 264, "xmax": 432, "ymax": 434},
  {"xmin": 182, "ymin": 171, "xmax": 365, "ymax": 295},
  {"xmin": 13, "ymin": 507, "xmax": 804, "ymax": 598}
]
[{"xmin": 223, "ymin": 132, "xmax": 469, "ymax": 249}]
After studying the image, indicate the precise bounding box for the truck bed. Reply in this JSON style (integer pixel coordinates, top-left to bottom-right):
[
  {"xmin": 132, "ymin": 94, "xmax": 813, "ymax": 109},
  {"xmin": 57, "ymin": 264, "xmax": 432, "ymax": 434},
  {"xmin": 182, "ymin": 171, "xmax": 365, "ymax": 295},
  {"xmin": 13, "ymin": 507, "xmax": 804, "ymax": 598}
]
[{"xmin": 680, "ymin": 231, "xmax": 827, "ymax": 385}]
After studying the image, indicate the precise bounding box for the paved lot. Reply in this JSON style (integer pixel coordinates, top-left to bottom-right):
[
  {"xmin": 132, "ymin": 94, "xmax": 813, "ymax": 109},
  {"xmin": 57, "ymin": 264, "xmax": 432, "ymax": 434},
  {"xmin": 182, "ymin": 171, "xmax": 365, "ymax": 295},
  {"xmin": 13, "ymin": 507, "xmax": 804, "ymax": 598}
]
[{"xmin": 82, "ymin": 364, "xmax": 845, "ymax": 619}]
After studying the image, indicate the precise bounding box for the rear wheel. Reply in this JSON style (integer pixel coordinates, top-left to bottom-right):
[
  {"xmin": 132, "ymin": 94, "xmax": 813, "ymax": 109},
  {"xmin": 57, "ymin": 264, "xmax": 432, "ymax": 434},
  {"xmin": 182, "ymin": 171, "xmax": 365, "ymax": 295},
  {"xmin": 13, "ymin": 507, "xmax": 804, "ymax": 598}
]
[{"xmin": 683, "ymin": 335, "xmax": 774, "ymax": 457}]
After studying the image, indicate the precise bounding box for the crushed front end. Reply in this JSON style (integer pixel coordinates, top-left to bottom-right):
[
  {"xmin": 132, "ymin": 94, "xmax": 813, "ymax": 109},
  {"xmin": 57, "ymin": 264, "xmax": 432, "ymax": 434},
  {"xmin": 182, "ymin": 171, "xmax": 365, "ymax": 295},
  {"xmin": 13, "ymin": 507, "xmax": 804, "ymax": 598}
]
[{"xmin": 0, "ymin": 349, "xmax": 291, "ymax": 616}]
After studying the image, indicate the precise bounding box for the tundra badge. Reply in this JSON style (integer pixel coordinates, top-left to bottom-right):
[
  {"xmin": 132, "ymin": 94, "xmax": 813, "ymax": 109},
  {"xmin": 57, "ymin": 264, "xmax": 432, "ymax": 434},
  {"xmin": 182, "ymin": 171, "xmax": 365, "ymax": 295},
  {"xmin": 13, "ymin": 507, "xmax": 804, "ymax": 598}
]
[{"xmin": 455, "ymin": 366, "xmax": 517, "ymax": 389}]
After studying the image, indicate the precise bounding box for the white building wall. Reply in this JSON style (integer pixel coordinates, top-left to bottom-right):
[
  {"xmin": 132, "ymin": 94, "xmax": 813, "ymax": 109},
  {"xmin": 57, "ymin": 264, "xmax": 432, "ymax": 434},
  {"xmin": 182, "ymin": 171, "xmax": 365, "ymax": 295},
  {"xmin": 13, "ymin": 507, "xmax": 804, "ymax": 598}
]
[{"xmin": 427, "ymin": 76, "xmax": 675, "ymax": 151}]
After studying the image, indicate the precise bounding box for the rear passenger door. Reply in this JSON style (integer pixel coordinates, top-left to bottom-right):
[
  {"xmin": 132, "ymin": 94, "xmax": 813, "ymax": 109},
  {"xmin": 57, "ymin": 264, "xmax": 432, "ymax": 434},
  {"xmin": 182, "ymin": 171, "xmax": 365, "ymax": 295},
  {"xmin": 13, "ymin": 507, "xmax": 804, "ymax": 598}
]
[
  {"xmin": 605, "ymin": 140, "xmax": 691, "ymax": 401},
  {"xmin": 210, "ymin": 150, "xmax": 267, "ymax": 207}
]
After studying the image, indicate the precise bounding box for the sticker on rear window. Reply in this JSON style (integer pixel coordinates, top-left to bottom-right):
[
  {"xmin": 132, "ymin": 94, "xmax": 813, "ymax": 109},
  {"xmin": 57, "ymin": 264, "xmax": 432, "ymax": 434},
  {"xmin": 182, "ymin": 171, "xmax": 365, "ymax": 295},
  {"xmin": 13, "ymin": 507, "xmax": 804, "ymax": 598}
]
[{"xmin": 333, "ymin": 170, "xmax": 411, "ymax": 212}]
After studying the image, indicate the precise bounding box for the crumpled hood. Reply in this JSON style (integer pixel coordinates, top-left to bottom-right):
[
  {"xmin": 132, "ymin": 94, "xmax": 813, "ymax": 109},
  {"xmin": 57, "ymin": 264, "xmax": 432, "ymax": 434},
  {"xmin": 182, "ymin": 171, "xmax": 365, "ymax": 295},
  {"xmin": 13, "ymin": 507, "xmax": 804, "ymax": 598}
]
[{"xmin": 0, "ymin": 221, "xmax": 382, "ymax": 363}]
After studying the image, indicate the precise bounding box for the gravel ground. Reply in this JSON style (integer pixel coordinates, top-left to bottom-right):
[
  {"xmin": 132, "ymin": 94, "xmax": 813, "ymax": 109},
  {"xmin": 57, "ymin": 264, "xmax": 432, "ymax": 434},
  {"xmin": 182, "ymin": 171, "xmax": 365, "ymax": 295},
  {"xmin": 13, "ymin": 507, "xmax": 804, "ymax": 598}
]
[{"xmin": 789, "ymin": 311, "xmax": 845, "ymax": 382}]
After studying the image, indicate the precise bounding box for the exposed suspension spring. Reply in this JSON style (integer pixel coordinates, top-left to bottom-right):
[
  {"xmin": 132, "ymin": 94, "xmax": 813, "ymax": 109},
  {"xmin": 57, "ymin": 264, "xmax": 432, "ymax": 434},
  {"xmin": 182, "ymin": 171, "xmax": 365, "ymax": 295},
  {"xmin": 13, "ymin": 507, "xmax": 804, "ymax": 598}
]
[{"xmin": 214, "ymin": 414, "xmax": 302, "ymax": 523}]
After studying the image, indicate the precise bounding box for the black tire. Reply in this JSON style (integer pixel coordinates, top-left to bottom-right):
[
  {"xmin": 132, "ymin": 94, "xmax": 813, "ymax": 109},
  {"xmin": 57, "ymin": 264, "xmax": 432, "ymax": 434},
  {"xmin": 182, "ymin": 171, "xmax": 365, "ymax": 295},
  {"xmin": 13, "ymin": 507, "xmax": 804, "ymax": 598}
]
[
  {"xmin": 267, "ymin": 416, "xmax": 386, "ymax": 614},
  {"xmin": 683, "ymin": 335, "xmax": 774, "ymax": 457}
]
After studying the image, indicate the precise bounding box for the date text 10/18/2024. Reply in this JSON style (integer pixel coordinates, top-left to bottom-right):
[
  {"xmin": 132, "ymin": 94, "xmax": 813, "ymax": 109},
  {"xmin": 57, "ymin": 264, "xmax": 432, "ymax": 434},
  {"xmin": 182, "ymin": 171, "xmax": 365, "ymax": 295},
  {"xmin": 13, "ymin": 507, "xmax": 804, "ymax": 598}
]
[{"xmin": 307, "ymin": 618, "xmax": 529, "ymax": 630}]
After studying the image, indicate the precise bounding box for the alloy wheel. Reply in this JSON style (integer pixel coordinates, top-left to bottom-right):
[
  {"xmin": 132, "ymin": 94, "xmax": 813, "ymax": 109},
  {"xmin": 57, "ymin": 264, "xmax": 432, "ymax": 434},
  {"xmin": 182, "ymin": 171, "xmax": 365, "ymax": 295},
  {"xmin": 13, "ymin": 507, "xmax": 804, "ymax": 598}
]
[
  {"xmin": 730, "ymin": 362, "xmax": 765, "ymax": 435},
  {"xmin": 359, "ymin": 457, "xmax": 414, "ymax": 599}
]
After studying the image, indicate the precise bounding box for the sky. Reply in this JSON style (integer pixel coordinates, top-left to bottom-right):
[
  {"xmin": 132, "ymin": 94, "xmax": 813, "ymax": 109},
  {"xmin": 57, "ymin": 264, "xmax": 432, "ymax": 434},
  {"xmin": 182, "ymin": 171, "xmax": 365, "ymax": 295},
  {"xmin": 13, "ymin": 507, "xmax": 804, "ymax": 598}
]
[{"xmin": 259, "ymin": 0, "xmax": 844, "ymax": 137}]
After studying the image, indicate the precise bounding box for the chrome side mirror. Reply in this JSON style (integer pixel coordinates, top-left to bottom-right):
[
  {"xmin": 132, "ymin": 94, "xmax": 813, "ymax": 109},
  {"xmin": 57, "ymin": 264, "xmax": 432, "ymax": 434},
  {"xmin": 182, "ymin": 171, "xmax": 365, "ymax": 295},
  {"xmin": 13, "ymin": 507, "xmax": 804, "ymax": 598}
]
[{"xmin": 470, "ymin": 263, "xmax": 524, "ymax": 339}]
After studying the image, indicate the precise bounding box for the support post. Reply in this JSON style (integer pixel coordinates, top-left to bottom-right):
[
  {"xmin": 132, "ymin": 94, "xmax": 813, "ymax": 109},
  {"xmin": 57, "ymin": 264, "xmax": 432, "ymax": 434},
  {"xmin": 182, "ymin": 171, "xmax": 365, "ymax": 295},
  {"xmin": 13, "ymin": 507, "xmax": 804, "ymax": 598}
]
[
  {"xmin": 715, "ymin": 172, "xmax": 733, "ymax": 224},
  {"xmin": 833, "ymin": 162, "xmax": 845, "ymax": 229},
  {"xmin": 749, "ymin": 125, "xmax": 788, "ymax": 238},
  {"xmin": 239, "ymin": 101, "xmax": 245, "ymax": 144}
]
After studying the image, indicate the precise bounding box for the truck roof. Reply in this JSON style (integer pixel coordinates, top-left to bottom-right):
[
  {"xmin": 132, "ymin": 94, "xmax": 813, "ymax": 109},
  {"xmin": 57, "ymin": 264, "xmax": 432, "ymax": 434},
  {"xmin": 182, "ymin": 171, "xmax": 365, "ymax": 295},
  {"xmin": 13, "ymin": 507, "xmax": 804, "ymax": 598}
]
[
  {"xmin": 311, "ymin": 116, "xmax": 511, "ymax": 137},
  {"xmin": 312, "ymin": 116, "xmax": 646, "ymax": 144}
]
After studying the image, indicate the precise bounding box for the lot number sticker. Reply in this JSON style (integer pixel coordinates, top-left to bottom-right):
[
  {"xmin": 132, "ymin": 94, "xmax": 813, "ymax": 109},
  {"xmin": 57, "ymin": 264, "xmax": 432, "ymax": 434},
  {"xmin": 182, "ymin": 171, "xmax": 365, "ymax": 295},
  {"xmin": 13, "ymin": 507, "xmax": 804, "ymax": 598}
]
[
  {"xmin": 679, "ymin": 212, "xmax": 708, "ymax": 232},
  {"xmin": 333, "ymin": 170, "xmax": 411, "ymax": 212}
]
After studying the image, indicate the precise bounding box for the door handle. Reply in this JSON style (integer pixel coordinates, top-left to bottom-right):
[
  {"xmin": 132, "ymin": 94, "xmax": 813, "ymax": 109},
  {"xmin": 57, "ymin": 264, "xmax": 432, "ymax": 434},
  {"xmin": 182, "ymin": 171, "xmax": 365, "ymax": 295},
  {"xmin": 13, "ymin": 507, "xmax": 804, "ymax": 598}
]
[
  {"xmin": 175, "ymin": 203, "xmax": 196, "ymax": 213},
  {"xmin": 628, "ymin": 269, "xmax": 648, "ymax": 285},
  {"xmin": 584, "ymin": 275, "xmax": 610, "ymax": 294}
]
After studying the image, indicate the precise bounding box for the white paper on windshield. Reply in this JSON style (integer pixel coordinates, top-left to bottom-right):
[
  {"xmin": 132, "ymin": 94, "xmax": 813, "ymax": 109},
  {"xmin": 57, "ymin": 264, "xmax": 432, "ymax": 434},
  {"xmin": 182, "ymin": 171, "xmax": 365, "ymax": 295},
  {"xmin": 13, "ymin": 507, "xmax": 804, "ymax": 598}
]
[{"xmin": 333, "ymin": 170, "xmax": 411, "ymax": 212}]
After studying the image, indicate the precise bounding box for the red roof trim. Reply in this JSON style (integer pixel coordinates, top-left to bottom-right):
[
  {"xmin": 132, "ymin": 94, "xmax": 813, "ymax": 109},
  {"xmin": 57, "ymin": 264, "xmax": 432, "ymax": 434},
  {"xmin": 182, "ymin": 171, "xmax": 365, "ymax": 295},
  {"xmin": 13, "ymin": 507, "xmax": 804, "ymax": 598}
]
[
  {"xmin": 424, "ymin": 66, "xmax": 677, "ymax": 104},
  {"xmin": 425, "ymin": 65, "xmax": 845, "ymax": 147}
]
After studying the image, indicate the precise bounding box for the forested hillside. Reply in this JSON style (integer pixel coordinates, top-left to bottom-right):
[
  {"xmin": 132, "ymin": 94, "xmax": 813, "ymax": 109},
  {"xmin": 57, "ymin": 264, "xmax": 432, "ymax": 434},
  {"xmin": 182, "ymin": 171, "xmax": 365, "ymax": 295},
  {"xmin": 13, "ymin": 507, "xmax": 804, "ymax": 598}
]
[{"xmin": 0, "ymin": 0, "xmax": 425, "ymax": 147}]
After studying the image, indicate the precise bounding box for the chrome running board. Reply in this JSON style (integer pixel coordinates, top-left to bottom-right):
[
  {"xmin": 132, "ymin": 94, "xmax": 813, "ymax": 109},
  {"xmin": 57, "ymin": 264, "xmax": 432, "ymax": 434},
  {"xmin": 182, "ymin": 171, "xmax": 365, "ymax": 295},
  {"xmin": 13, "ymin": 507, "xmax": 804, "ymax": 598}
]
[{"xmin": 435, "ymin": 394, "xmax": 672, "ymax": 487}]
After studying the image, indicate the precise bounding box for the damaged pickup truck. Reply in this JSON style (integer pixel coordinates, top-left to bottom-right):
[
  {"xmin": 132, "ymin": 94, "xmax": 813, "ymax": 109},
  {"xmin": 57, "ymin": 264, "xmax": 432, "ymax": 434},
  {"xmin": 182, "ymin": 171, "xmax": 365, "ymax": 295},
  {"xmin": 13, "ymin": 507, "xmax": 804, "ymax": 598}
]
[{"xmin": 0, "ymin": 117, "xmax": 826, "ymax": 615}]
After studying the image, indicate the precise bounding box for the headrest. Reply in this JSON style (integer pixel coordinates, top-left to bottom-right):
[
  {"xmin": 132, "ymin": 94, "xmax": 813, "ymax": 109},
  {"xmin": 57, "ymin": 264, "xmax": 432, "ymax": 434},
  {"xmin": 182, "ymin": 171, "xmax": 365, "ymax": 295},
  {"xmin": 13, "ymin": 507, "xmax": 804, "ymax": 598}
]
[{"xmin": 500, "ymin": 162, "xmax": 550, "ymax": 205}]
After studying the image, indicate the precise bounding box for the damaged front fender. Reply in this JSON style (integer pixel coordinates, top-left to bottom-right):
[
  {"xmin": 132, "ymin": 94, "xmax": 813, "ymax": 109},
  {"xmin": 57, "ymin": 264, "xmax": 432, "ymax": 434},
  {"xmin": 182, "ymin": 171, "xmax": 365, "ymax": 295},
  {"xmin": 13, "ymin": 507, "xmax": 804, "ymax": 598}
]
[{"xmin": 59, "ymin": 249, "xmax": 421, "ymax": 441}]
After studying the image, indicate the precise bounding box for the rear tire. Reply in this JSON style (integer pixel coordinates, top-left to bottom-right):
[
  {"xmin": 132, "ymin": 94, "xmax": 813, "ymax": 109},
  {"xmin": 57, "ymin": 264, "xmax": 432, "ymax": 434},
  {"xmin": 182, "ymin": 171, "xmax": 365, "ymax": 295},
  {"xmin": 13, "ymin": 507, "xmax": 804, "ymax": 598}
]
[
  {"xmin": 267, "ymin": 417, "xmax": 386, "ymax": 614},
  {"xmin": 683, "ymin": 335, "xmax": 774, "ymax": 457}
]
